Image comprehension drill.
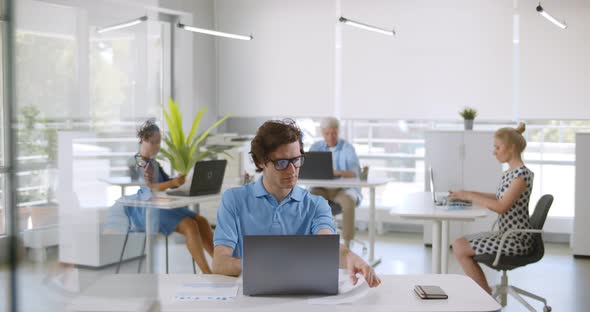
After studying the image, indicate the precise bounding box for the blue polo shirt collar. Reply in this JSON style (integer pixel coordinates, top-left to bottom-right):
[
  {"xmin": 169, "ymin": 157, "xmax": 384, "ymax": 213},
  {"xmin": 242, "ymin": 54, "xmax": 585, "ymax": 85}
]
[
  {"xmin": 289, "ymin": 185, "xmax": 304, "ymax": 202},
  {"xmin": 253, "ymin": 177, "xmax": 303, "ymax": 202},
  {"xmin": 253, "ymin": 178, "xmax": 269, "ymax": 198}
]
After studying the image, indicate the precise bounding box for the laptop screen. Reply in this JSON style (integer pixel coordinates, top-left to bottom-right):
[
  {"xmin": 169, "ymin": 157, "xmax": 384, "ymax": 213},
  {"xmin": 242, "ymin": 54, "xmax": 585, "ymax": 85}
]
[{"xmin": 242, "ymin": 235, "xmax": 339, "ymax": 296}]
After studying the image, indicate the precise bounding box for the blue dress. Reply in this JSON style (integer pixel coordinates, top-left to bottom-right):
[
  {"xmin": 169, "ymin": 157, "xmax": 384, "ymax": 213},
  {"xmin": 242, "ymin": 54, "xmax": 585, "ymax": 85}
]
[{"xmin": 124, "ymin": 161, "xmax": 196, "ymax": 236}]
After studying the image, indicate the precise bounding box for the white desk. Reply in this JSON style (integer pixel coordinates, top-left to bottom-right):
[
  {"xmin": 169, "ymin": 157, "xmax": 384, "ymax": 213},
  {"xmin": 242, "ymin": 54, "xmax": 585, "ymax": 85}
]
[
  {"xmin": 297, "ymin": 178, "xmax": 390, "ymax": 267},
  {"xmin": 116, "ymin": 193, "xmax": 221, "ymax": 273},
  {"xmin": 68, "ymin": 273, "xmax": 501, "ymax": 312},
  {"xmin": 390, "ymin": 192, "xmax": 490, "ymax": 274},
  {"xmin": 100, "ymin": 177, "xmax": 142, "ymax": 196}
]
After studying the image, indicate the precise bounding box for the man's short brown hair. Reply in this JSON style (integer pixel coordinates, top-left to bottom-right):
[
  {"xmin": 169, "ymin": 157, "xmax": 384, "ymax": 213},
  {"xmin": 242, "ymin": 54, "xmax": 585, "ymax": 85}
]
[{"xmin": 250, "ymin": 119, "xmax": 304, "ymax": 173}]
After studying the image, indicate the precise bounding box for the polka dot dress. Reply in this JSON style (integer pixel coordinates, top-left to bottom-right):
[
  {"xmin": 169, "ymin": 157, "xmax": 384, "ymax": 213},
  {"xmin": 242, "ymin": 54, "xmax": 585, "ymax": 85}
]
[{"xmin": 467, "ymin": 166, "xmax": 534, "ymax": 256}]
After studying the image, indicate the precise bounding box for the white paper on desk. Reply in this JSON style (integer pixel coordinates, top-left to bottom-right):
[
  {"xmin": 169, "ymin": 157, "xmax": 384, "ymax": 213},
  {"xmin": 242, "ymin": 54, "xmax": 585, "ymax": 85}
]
[
  {"xmin": 67, "ymin": 296, "xmax": 154, "ymax": 312},
  {"xmin": 307, "ymin": 276, "xmax": 370, "ymax": 305},
  {"xmin": 174, "ymin": 281, "xmax": 239, "ymax": 302}
]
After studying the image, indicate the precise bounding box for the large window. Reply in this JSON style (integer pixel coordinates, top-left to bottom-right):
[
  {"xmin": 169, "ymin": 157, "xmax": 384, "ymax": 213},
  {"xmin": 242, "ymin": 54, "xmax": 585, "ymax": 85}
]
[
  {"xmin": 13, "ymin": 1, "xmax": 169, "ymax": 236},
  {"xmin": 13, "ymin": 0, "xmax": 77, "ymax": 238},
  {"xmin": 298, "ymin": 118, "xmax": 584, "ymax": 230},
  {"xmin": 523, "ymin": 121, "xmax": 590, "ymax": 218}
]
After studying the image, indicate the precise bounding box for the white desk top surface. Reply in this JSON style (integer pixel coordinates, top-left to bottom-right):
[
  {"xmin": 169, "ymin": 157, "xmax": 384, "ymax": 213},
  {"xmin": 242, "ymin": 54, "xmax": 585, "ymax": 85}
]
[
  {"xmin": 68, "ymin": 273, "xmax": 501, "ymax": 312},
  {"xmin": 100, "ymin": 176, "xmax": 143, "ymax": 186},
  {"xmin": 390, "ymin": 192, "xmax": 491, "ymax": 221},
  {"xmin": 115, "ymin": 193, "xmax": 222, "ymax": 209}
]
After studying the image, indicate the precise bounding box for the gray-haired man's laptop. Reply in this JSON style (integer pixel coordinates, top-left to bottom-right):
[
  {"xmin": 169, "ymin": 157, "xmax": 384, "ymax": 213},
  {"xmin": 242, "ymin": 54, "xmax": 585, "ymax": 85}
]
[
  {"xmin": 243, "ymin": 235, "xmax": 339, "ymax": 296},
  {"xmin": 167, "ymin": 159, "xmax": 227, "ymax": 196},
  {"xmin": 429, "ymin": 167, "xmax": 472, "ymax": 206},
  {"xmin": 298, "ymin": 151, "xmax": 337, "ymax": 179}
]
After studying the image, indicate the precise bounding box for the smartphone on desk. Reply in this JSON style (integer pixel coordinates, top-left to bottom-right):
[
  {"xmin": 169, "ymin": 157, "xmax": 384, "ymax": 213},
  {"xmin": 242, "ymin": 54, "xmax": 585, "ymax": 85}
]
[{"xmin": 414, "ymin": 285, "xmax": 448, "ymax": 299}]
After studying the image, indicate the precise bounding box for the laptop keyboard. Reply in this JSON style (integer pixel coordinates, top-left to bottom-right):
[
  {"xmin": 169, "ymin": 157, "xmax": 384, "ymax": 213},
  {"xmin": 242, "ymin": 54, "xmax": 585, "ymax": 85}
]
[
  {"xmin": 437, "ymin": 196, "xmax": 472, "ymax": 206},
  {"xmin": 445, "ymin": 197, "xmax": 472, "ymax": 206}
]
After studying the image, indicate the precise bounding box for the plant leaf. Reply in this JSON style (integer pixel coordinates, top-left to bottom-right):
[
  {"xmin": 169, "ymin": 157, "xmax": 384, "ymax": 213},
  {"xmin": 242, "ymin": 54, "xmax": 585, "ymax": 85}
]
[
  {"xmin": 186, "ymin": 107, "xmax": 206, "ymax": 145},
  {"xmin": 160, "ymin": 149, "xmax": 178, "ymax": 173},
  {"xmin": 170, "ymin": 98, "xmax": 185, "ymax": 144},
  {"xmin": 163, "ymin": 102, "xmax": 181, "ymax": 148},
  {"xmin": 189, "ymin": 150, "xmax": 210, "ymax": 169},
  {"xmin": 159, "ymin": 98, "xmax": 230, "ymax": 176},
  {"xmin": 192, "ymin": 114, "xmax": 231, "ymax": 149},
  {"xmin": 162, "ymin": 137, "xmax": 185, "ymax": 173}
]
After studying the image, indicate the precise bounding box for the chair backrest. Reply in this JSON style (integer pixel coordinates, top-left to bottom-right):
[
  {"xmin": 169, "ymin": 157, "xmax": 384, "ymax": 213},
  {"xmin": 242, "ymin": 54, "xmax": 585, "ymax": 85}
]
[
  {"xmin": 328, "ymin": 200, "xmax": 343, "ymax": 216},
  {"xmin": 530, "ymin": 194, "xmax": 553, "ymax": 230},
  {"xmin": 474, "ymin": 194, "xmax": 554, "ymax": 270}
]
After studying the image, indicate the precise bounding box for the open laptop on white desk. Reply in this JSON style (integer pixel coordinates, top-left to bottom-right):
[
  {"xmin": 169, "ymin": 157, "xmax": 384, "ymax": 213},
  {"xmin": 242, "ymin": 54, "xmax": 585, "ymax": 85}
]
[
  {"xmin": 167, "ymin": 160, "xmax": 227, "ymax": 196},
  {"xmin": 429, "ymin": 167, "xmax": 472, "ymax": 207},
  {"xmin": 298, "ymin": 151, "xmax": 340, "ymax": 180},
  {"xmin": 242, "ymin": 235, "xmax": 339, "ymax": 296}
]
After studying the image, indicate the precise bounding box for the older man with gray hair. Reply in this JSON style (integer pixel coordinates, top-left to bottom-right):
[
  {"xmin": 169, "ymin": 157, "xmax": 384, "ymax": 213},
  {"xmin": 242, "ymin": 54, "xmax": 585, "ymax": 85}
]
[{"xmin": 309, "ymin": 117, "xmax": 362, "ymax": 248}]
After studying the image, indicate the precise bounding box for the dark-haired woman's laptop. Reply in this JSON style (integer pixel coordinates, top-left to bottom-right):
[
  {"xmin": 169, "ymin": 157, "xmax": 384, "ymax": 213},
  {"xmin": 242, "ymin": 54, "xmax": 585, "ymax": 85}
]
[
  {"xmin": 167, "ymin": 159, "xmax": 227, "ymax": 196},
  {"xmin": 242, "ymin": 235, "xmax": 339, "ymax": 296},
  {"xmin": 298, "ymin": 151, "xmax": 337, "ymax": 179}
]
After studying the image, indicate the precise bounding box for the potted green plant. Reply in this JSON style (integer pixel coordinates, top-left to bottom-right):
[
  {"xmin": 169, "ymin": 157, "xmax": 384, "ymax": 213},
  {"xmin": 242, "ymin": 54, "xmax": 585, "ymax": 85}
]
[
  {"xmin": 160, "ymin": 98, "xmax": 230, "ymax": 175},
  {"xmin": 459, "ymin": 107, "xmax": 478, "ymax": 130}
]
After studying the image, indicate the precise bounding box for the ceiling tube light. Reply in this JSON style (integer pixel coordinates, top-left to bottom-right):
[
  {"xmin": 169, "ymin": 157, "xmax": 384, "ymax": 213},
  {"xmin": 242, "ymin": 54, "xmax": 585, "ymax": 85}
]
[
  {"xmin": 97, "ymin": 16, "xmax": 148, "ymax": 34},
  {"xmin": 536, "ymin": 4, "xmax": 567, "ymax": 29},
  {"xmin": 339, "ymin": 17, "xmax": 395, "ymax": 37},
  {"xmin": 177, "ymin": 23, "xmax": 253, "ymax": 41}
]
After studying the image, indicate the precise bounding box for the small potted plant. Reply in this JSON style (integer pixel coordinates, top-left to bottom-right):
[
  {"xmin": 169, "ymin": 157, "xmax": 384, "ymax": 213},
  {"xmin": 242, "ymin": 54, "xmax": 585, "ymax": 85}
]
[{"xmin": 459, "ymin": 107, "xmax": 477, "ymax": 130}]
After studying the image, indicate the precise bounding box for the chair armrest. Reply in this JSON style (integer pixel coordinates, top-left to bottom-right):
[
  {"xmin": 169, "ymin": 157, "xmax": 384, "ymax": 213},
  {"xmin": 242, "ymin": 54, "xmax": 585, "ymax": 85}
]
[
  {"xmin": 493, "ymin": 229, "xmax": 543, "ymax": 267},
  {"xmin": 490, "ymin": 217, "xmax": 499, "ymax": 231}
]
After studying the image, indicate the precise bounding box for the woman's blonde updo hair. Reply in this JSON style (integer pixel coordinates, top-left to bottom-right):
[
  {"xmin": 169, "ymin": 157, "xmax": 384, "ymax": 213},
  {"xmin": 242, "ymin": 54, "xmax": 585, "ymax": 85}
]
[{"xmin": 495, "ymin": 122, "xmax": 527, "ymax": 154}]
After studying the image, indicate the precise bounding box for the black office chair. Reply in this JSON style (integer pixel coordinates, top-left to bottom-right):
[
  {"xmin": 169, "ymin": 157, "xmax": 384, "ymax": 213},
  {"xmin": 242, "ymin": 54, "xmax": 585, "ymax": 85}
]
[
  {"xmin": 328, "ymin": 200, "xmax": 367, "ymax": 255},
  {"xmin": 474, "ymin": 194, "xmax": 553, "ymax": 312},
  {"xmin": 115, "ymin": 209, "xmax": 196, "ymax": 274}
]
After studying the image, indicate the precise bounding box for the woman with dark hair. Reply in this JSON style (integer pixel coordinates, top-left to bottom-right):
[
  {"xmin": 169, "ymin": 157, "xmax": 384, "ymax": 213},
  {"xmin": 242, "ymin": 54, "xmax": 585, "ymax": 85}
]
[{"xmin": 126, "ymin": 119, "xmax": 213, "ymax": 273}]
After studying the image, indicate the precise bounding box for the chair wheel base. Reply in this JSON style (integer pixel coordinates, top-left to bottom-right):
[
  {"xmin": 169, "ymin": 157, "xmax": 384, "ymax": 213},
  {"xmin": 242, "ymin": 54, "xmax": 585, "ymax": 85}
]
[{"xmin": 543, "ymin": 306, "xmax": 551, "ymax": 312}]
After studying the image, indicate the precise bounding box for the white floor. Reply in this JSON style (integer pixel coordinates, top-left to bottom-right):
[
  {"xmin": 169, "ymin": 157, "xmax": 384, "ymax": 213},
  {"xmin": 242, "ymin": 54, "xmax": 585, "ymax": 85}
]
[{"xmin": 1, "ymin": 231, "xmax": 589, "ymax": 312}]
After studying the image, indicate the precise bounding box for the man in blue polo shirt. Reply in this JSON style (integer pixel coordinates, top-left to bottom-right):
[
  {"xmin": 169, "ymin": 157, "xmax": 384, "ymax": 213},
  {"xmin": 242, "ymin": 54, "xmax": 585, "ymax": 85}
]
[{"xmin": 212, "ymin": 119, "xmax": 380, "ymax": 287}]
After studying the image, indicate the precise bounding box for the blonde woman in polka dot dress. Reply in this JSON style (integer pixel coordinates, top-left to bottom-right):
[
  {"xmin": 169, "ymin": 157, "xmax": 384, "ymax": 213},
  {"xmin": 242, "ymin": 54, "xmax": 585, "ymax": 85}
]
[{"xmin": 450, "ymin": 122, "xmax": 533, "ymax": 294}]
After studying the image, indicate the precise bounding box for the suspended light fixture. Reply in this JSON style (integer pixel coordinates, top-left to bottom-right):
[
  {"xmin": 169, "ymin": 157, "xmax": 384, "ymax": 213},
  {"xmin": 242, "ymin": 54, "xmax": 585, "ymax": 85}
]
[
  {"xmin": 536, "ymin": 3, "xmax": 567, "ymax": 29},
  {"xmin": 177, "ymin": 23, "xmax": 253, "ymax": 41},
  {"xmin": 339, "ymin": 17, "xmax": 395, "ymax": 37},
  {"xmin": 97, "ymin": 16, "xmax": 148, "ymax": 34}
]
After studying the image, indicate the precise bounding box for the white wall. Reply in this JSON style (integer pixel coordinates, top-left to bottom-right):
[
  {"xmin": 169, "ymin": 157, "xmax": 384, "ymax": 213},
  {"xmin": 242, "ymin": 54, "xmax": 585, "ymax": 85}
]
[
  {"xmin": 158, "ymin": 0, "xmax": 220, "ymax": 130},
  {"xmin": 340, "ymin": 0, "xmax": 513, "ymax": 120},
  {"xmin": 216, "ymin": 0, "xmax": 336, "ymax": 118},
  {"xmin": 215, "ymin": 0, "xmax": 590, "ymax": 121},
  {"xmin": 519, "ymin": 0, "xmax": 590, "ymax": 119}
]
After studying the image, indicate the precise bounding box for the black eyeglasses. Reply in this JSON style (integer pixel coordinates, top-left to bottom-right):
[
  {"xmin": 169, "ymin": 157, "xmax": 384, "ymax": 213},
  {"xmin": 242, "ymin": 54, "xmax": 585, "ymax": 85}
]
[
  {"xmin": 134, "ymin": 153, "xmax": 154, "ymax": 168},
  {"xmin": 268, "ymin": 156, "xmax": 305, "ymax": 171}
]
